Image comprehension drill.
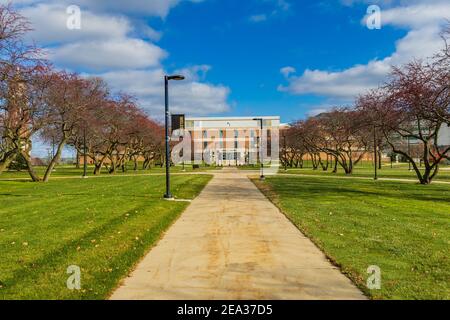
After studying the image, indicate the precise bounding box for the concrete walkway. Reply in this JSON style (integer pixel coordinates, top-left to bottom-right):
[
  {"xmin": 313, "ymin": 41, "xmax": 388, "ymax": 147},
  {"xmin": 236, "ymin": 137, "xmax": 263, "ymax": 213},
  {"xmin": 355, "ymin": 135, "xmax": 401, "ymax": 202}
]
[{"xmin": 111, "ymin": 168, "xmax": 365, "ymax": 300}]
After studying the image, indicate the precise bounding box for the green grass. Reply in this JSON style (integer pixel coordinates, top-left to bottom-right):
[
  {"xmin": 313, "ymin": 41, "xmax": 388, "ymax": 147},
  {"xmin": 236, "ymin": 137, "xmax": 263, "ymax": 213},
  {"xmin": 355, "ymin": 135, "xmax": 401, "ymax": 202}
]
[
  {"xmin": 0, "ymin": 174, "xmax": 212, "ymax": 299},
  {"xmin": 0, "ymin": 163, "xmax": 220, "ymax": 180},
  {"xmin": 277, "ymin": 162, "xmax": 450, "ymax": 182},
  {"xmin": 254, "ymin": 176, "xmax": 450, "ymax": 300}
]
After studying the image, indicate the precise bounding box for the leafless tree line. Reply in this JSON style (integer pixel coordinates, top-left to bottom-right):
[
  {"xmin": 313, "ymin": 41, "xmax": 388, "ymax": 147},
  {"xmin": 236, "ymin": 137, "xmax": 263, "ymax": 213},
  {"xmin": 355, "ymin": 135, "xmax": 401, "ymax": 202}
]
[
  {"xmin": 282, "ymin": 25, "xmax": 450, "ymax": 184},
  {"xmin": 0, "ymin": 4, "xmax": 164, "ymax": 182}
]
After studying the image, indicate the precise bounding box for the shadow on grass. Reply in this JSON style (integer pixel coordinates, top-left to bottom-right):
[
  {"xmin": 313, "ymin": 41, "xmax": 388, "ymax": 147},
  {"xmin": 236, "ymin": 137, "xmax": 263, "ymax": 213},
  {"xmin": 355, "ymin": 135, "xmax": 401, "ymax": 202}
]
[
  {"xmin": 267, "ymin": 177, "xmax": 450, "ymax": 204},
  {"xmin": 0, "ymin": 202, "xmax": 159, "ymax": 294}
]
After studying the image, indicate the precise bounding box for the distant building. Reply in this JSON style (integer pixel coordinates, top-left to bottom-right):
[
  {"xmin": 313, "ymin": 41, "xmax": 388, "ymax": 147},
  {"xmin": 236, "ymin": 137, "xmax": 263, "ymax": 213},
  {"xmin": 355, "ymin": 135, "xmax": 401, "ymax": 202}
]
[
  {"xmin": 184, "ymin": 116, "xmax": 280, "ymax": 166},
  {"xmin": 438, "ymin": 124, "xmax": 450, "ymax": 147}
]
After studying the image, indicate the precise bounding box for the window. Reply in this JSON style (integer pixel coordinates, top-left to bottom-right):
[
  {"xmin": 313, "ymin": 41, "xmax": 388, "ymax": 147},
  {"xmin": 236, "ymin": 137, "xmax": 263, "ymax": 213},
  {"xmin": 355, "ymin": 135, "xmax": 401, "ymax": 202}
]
[{"xmin": 219, "ymin": 130, "xmax": 224, "ymax": 149}]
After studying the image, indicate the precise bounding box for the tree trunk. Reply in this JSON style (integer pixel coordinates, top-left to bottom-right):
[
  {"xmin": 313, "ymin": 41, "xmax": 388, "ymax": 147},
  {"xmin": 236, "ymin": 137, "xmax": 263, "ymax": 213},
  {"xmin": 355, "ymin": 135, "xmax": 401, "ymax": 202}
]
[
  {"xmin": 76, "ymin": 149, "xmax": 80, "ymax": 169},
  {"xmin": 320, "ymin": 155, "xmax": 329, "ymax": 171},
  {"xmin": 332, "ymin": 157, "xmax": 338, "ymax": 173},
  {"xmin": 43, "ymin": 138, "xmax": 67, "ymax": 182},
  {"xmin": 93, "ymin": 154, "xmax": 107, "ymax": 175},
  {"xmin": 0, "ymin": 157, "xmax": 13, "ymax": 173},
  {"xmin": 311, "ymin": 153, "xmax": 319, "ymax": 170},
  {"xmin": 0, "ymin": 150, "xmax": 18, "ymax": 174},
  {"xmin": 21, "ymin": 150, "xmax": 41, "ymax": 182},
  {"xmin": 378, "ymin": 150, "xmax": 382, "ymax": 170},
  {"xmin": 143, "ymin": 158, "xmax": 150, "ymax": 170},
  {"xmin": 109, "ymin": 154, "xmax": 117, "ymax": 174}
]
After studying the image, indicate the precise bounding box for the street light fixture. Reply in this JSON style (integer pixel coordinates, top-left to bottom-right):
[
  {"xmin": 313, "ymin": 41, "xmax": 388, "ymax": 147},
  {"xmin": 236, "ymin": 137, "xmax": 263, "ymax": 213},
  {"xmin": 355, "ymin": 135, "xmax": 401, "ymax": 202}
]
[
  {"xmin": 253, "ymin": 118, "xmax": 265, "ymax": 180},
  {"xmin": 164, "ymin": 74, "xmax": 185, "ymax": 200}
]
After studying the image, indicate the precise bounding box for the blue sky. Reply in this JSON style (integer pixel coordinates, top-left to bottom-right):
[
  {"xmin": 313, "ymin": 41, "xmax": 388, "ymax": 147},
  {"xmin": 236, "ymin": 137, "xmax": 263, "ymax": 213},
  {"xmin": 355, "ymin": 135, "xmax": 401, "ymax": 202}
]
[
  {"xmin": 159, "ymin": 0, "xmax": 407, "ymax": 120},
  {"xmin": 5, "ymin": 0, "xmax": 450, "ymax": 156}
]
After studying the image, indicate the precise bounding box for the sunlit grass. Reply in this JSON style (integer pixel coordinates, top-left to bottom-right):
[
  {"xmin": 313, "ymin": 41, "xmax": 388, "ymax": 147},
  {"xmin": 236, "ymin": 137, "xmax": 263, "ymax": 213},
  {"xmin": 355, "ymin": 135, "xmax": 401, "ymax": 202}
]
[
  {"xmin": 0, "ymin": 162, "xmax": 220, "ymax": 180},
  {"xmin": 0, "ymin": 174, "xmax": 211, "ymax": 299},
  {"xmin": 254, "ymin": 176, "xmax": 450, "ymax": 300}
]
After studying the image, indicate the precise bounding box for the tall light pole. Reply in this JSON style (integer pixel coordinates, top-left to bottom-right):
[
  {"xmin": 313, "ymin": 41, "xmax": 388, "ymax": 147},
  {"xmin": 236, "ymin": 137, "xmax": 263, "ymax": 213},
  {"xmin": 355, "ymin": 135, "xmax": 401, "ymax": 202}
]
[
  {"xmin": 83, "ymin": 126, "xmax": 87, "ymax": 178},
  {"xmin": 283, "ymin": 132, "xmax": 287, "ymax": 171},
  {"xmin": 373, "ymin": 124, "xmax": 378, "ymax": 180},
  {"xmin": 253, "ymin": 118, "xmax": 265, "ymax": 180},
  {"xmin": 164, "ymin": 75, "xmax": 185, "ymax": 199},
  {"xmin": 407, "ymin": 135, "xmax": 412, "ymax": 171}
]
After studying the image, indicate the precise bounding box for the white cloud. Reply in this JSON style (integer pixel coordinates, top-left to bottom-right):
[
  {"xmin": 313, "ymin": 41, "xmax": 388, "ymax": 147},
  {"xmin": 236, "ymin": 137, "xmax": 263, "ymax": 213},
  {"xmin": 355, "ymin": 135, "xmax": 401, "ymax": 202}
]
[
  {"xmin": 141, "ymin": 25, "xmax": 163, "ymax": 41},
  {"xmin": 280, "ymin": 1, "xmax": 450, "ymax": 101},
  {"xmin": 8, "ymin": 0, "xmax": 229, "ymax": 157},
  {"xmin": 249, "ymin": 14, "xmax": 267, "ymax": 23},
  {"xmin": 280, "ymin": 66, "xmax": 296, "ymax": 77},
  {"xmin": 279, "ymin": 60, "xmax": 391, "ymax": 98},
  {"xmin": 50, "ymin": 38, "xmax": 167, "ymax": 71},
  {"xmin": 7, "ymin": 0, "xmax": 190, "ymax": 18},
  {"xmin": 173, "ymin": 65, "xmax": 211, "ymax": 81},
  {"xmin": 17, "ymin": 2, "xmax": 170, "ymax": 72},
  {"xmin": 100, "ymin": 68, "xmax": 231, "ymax": 117},
  {"xmin": 75, "ymin": 0, "xmax": 181, "ymax": 18},
  {"xmin": 363, "ymin": 2, "xmax": 450, "ymax": 28},
  {"xmin": 11, "ymin": 0, "xmax": 230, "ymax": 116},
  {"xmin": 307, "ymin": 107, "xmax": 331, "ymax": 117},
  {"xmin": 171, "ymin": 81, "xmax": 231, "ymax": 115},
  {"xmin": 20, "ymin": 3, "xmax": 131, "ymax": 44}
]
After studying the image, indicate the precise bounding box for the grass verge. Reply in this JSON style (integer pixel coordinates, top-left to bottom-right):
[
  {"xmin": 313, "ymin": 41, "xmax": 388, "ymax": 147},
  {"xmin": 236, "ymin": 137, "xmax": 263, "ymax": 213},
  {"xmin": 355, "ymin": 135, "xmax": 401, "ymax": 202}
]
[
  {"xmin": 0, "ymin": 174, "xmax": 211, "ymax": 299},
  {"xmin": 253, "ymin": 176, "xmax": 449, "ymax": 300}
]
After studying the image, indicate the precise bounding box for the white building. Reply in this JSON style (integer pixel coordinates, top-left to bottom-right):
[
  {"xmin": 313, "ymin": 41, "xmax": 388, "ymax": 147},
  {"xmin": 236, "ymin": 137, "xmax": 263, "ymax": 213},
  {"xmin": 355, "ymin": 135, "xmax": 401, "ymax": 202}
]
[{"xmin": 438, "ymin": 124, "xmax": 450, "ymax": 147}]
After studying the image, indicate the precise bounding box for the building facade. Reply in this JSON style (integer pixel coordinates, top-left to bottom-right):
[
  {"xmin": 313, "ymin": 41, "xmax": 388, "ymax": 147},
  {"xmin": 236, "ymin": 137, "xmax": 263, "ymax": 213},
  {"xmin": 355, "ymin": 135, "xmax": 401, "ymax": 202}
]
[{"xmin": 183, "ymin": 116, "xmax": 280, "ymax": 166}]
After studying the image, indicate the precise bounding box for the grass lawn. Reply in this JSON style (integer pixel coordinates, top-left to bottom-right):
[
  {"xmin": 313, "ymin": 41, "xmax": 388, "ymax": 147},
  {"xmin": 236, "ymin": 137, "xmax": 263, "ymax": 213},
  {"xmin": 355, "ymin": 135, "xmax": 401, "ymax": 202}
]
[
  {"xmin": 278, "ymin": 162, "xmax": 450, "ymax": 182},
  {"xmin": 0, "ymin": 174, "xmax": 212, "ymax": 299},
  {"xmin": 253, "ymin": 176, "xmax": 450, "ymax": 300},
  {"xmin": 0, "ymin": 163, "xmax": 220, "ymax": 180}
]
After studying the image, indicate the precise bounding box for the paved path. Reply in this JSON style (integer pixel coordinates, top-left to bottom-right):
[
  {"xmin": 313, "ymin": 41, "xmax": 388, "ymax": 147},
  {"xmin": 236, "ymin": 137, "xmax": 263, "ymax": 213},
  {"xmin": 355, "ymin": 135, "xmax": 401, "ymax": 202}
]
[{"xmin": 111, "ymin": 168, "xmax": 365, "ymax": 300}]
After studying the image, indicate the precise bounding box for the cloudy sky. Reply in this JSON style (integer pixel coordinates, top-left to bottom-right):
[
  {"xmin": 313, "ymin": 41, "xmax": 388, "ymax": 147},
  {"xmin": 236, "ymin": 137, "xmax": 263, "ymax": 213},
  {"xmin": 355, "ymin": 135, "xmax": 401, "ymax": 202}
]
[{"xmin": 5, "ymin": 0, "xmax": 450, "ymax": 123}]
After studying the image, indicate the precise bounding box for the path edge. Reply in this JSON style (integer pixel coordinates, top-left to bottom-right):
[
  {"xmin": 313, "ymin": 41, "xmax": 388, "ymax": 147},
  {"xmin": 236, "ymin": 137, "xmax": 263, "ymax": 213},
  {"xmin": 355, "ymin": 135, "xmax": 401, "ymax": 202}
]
[
  {"xmin": 249, "ymin": 175, "xmax": 370, "ymax": 300},
  {"xmin": 107, "ymin": 174, "xmax": 214, "ymax": 299}
]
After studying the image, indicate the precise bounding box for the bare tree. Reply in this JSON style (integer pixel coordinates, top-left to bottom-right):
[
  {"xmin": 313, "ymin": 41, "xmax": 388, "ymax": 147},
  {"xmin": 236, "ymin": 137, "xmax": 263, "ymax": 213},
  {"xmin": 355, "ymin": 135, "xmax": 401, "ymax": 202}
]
[
  {"xmin": 313, "ymin": 109, "xmax": 370, "ymax": 174},
  {"xmin": 40, "ymin": 73, "xmax": 107, "ymax": 181},
  {"xmin": 360, "ymin": 61, "xmax": 450, "ymax": 184},
  {"xmin": 0, "ymin": 3, "xmax": 47, "ymax": 178}
]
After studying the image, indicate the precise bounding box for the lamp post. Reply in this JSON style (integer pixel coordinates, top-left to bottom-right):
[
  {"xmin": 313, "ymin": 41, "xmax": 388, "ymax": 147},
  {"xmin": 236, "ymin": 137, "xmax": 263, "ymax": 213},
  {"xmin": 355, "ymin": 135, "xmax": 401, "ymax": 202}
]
[
  {"xmin": 407, "ymin": 135, "xmax": 412, "ymax": 171},
  {"xmin": 373, "ymin": 124, "xmax": 378, "ymax": 180},
  {"xmin": 283, "ymin": 133, "xmax": 287, "ymax": 171},
  {"xmin": 253, "ymin": 118, "xmax": 265, "ymax": 180},
  {"xmin": 181, "ymin": 135, "xmax": 185, "ymax": 172},
  {"xmin": 83, "ymin": 126, "xmax": 87, "ymax": 178},
  {"xmin": 164, "ymin": 75, "xmax": 185, "ymax": 199}
]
